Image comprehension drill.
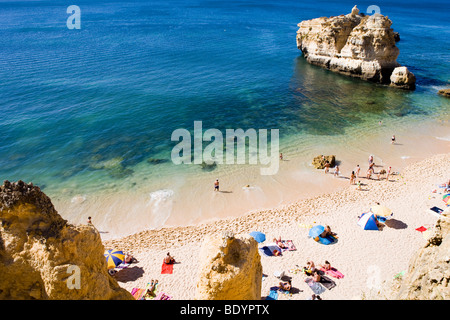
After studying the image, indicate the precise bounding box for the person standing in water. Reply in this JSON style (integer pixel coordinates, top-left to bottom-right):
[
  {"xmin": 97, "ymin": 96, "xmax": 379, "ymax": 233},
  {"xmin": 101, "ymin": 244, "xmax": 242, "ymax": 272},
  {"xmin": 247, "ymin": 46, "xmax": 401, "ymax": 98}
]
[{"xmin": 214, "ymin": 179, "xmax": 219, "ymax": 191}]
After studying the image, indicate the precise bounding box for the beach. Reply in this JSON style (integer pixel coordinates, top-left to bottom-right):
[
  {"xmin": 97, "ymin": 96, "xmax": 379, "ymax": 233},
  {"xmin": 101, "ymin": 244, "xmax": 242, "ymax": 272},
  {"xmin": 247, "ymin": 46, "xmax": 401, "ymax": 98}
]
[{"xmin": 104, "ymin": 151, "xmax": 450, "ymax": 300}]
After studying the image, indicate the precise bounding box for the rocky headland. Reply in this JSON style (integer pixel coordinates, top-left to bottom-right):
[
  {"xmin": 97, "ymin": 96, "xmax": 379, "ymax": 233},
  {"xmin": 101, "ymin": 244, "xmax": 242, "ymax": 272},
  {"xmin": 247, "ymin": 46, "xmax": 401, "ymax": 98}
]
[
  {"xmin": 296, "ymin": 6, "xmax": 416, "ymax": 90},
  {"xmin": 0, "ymin": 180, "xmax": 132, "ymax": 300}
]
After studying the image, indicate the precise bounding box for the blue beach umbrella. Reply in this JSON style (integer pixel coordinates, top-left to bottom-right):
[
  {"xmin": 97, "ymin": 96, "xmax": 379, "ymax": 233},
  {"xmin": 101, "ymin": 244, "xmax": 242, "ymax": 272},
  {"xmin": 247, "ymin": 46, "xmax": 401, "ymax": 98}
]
[
  {"xmin": 104, "ymin": 249, "xmax": 125, "ymax": 269},
  {"xmin": 308, "ymin": 225, "xmax": 325, "ymax": 238},
  {"xmin": 249, "ymin": 231, "xmax": 266, "ymax": 243}
]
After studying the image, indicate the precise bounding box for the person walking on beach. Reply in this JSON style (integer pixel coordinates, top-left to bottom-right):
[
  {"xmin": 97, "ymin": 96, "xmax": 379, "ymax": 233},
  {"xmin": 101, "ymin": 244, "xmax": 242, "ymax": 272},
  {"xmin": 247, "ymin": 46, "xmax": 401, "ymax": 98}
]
[
  {"xmin": 368, "ymin": 155, "xmax": 374, "ymax": 165},
  {"xmin": 214, "ymin": 179, "xmax": 219, "ymax": 191},
  {"xmin": 334, "ymin": 165, "xmax": 340, "ymax": 177},
  {"xmin": 367, "ymin": 163, "xmax": 374, "ymax": 179},
  {"xmin": 355, "ymin": 165, "xmax": 360, "ymax": 178},
  {"xmin": 386, "ymin": 166, "xmax": 392, "ymax": 181},
  {"xmin": 391, "ymin": 135, "xmax": 396, "ymax": 144},
  {"xmin": 324, "ymin": 161, "xmax": 330, "ymax": 174},
  {"xmin": 350, "ymin": 171, "xmax": 356, "ymax": 185},
  {"xmin": 280, "ymin": 153, "xmax": 283, "ymax": 160}
]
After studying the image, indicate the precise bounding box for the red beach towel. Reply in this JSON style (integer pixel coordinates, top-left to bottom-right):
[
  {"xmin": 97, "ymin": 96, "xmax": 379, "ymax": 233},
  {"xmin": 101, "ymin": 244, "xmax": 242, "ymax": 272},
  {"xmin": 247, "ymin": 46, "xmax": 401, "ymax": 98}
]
[
  {"xmin": 415, "ymin": 226, "xmax": 427, "ymax": 232},
  {"xmin": 161, "ymin": 262, "xmax": 173, "ymax": 274}
]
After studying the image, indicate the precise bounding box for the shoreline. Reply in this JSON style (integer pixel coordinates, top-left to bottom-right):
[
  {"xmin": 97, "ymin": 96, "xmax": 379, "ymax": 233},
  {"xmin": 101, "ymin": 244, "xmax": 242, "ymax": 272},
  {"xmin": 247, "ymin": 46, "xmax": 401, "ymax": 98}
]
[
  {"xmin": 104, "ymin": 151, "xmax": 450, "ymax": 251},
  {"xmin": 56, "ymin": 115, "xmax": 450, "ymax": 241},
  {"xmin": 103, "ymin": 151, "xmax": 450, "ymax": 299}
]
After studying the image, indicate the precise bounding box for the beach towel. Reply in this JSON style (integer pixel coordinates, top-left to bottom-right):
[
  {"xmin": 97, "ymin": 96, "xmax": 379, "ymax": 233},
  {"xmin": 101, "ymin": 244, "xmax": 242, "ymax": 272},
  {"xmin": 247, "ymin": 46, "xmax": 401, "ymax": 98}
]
[
  {"xmin": 415, "ymin": 226, "xmax": 427, "ymax": 232},
  {"xmin": 305, "ymin": 278, "xmax": 325, "ymax": 295},
  {"xmin": 320, "ymin": 267, "xmax": 344, "ymax": 279},
  {"xmin": 429, "ymin": 206, "xmax": 444, "ymax": 217},
  {"xmin": 259, "ymin": 244, "xmax": 282, "ymax": 257},
  {"xmin": 131, "ymin": 288, "xmax": 146, "ymax": 300},
  {"xmin": 116, "ymin": 262, "xmax": 130, "ymax": 269},
  {"xmin": 319, "ymin": 275, "xmax": 336, "ymax": 290},
  {"xmin": 281, "ymin": 240, "xmax": 296, "ymax": 251},
  {"xmin": 316, "ymin": 235, "xmax": 338, "ymax": 245},
  {"xmin": 265, "ymin": 287, "xmax": 279, "ymax": 300},
  {"xmin": 161, "ymin": 262, "xmax": 174, "ymax": 274},
  {"xmin": 156, "ymin": 292, "xmax": 172, "ymax": 300}
]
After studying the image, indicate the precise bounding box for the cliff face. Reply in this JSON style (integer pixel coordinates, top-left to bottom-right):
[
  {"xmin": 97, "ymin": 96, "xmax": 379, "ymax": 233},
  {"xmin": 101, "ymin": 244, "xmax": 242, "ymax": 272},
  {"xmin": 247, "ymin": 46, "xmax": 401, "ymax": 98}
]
[
  {"xmin": 0, "ymin": 180, "xmax": 132, "ymax": 300},
  {"xmin": 296, "ymin": 6, "xmax": 415, "ymax": 89},
  {"xmin": 395, "ymin": 211, "xmax": 450, "ymax": 300},
  {"xmin": 195, "ymin": 232, "xmax": 262, "ymax": 300}
]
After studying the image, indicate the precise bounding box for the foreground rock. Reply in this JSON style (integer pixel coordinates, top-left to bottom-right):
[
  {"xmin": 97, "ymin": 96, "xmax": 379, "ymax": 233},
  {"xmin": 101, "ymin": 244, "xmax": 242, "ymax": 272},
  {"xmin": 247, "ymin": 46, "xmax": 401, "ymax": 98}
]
[
  {"xmin": 195, "ymin": 232, "xmax": 262, "ymax": 300},
  {"xmin": 0, "ymin": 180, "xmax": 132, "ymax": 300},
  {"xmin": 296, "ymin": 6, "xmax": 415, "ymax": 89}
]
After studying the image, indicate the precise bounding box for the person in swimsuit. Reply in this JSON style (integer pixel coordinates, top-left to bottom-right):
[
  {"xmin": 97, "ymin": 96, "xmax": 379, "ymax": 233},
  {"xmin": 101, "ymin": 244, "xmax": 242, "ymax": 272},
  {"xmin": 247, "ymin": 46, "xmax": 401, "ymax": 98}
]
[
  {"xmin": 355, "ymin": 165, "xmax": 360, "ymax": 178},
  {"xmin": 391, "ymin": 135, "xmax": 396, "ymax": 144},
  {"xmin": 214, "ymin": 179, "xmax": 219, "ymax": 191},
  {"xmin": 350, "ymin": 171, "xmax": 356, "ymax": 185},
  {"xmin": 324, "ymin": 161, "xmax": 330, "ymax": 174},
  {"xmin": 164, "ymin": 252, "xmax": 175, "ymax": 264},
  {"xmin": 279, "ymin": 280, "xmax": 292, "ymax": 292}
]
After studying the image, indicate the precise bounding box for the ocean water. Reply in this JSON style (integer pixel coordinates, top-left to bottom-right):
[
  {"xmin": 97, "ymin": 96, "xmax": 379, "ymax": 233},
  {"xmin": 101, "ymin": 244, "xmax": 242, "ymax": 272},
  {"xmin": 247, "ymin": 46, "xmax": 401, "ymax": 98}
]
[{"xmin": 0, "ymin": 0, "xmax": 449, "ymax": 237}]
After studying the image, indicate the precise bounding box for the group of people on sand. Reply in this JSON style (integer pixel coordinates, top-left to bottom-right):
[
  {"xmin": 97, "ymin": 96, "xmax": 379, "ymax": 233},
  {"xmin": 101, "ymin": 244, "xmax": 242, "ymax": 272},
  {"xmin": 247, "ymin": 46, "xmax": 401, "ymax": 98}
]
[{"xmin": 324, "ymin": 154, "xmax": 393, "ymax": 187}]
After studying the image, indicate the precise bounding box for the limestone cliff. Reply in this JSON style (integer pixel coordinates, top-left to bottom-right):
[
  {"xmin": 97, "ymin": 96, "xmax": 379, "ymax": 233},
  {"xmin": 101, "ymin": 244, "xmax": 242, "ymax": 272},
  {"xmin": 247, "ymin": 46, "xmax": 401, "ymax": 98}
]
[
  {"xmin": 296, "ymin": 6, "xmax": 415, "ymax": 89},
  {"xmin": 0, "ymin": 180, "xmax": 132, "ymax": 300},
  {"xmin": 195, "ymin": 232, "xmax": 262, "ymax": 300}
]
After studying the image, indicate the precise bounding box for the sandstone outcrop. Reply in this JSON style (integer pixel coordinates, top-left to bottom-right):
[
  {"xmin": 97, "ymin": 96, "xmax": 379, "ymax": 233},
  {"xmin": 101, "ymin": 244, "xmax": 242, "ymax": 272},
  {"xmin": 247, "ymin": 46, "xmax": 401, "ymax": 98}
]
[
  {"xmin": 312, "ymin": 155, "xmax": 336, "ymax": 169},
  {"xmin": 195, "ymin": 231, "xmax": 262, "ymax": 300},
  {"xmin": 438, "ymin": 88, "xmax": 450, "ymax": 98},
  {"xmin": 296, "ymin": 6, "xmax": 415, "ymax": 89},
  {"xmin": 0, "ymin": 180, "xmax": 133, "ymax": 300},
  {"xmin": 390, "ymin": 66, "xmax": 416, "ymax": 90}
]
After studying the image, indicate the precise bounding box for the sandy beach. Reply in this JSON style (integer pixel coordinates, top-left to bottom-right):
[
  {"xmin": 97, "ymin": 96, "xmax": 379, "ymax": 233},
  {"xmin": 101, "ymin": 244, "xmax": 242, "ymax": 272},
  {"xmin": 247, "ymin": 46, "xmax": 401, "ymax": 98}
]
[{"xmin": 103, "ymin": 151, "xmax": 450, "ymax": 300}]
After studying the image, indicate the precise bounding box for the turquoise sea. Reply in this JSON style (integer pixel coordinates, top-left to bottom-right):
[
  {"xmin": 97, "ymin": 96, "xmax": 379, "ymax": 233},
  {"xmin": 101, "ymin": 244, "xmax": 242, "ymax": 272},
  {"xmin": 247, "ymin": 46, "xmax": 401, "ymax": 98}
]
[{"xmin": 0, "ymin": 0, "xmax": 449, "ymax": 237}]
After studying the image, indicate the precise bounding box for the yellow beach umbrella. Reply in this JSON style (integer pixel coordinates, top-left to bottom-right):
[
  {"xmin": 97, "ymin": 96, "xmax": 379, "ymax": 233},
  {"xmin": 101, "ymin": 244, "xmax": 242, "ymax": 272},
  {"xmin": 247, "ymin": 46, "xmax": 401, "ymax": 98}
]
[
  {"xmin": 104, "ymin": 249, "xmax": 125, "ymax": 269},
  {"xmin": 370, "ymin": 205, "xmax": 393, "ymax": 217}
]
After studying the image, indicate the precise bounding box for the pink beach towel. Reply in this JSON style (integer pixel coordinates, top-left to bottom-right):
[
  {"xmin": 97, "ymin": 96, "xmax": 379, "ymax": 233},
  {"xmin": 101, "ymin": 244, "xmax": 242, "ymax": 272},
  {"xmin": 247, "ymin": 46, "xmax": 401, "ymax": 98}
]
[
  {"xmin": 156, "ymin": 292, "xmax": 172, "ymax": 300},
  {"xmin": 320, "ymin": 267, "xmax": 344, "ymax": 279},
  {"xmin": 281, "ymin": 240, "xmax": 296, "ymax": 251}
]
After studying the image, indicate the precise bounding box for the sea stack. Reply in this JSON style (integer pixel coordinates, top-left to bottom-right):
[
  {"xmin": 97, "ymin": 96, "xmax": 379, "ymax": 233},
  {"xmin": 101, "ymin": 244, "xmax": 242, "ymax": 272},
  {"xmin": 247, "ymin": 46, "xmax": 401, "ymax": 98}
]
[{"xmin": 296, "ymin": 6, "xmax": 415, "ymax": 90}]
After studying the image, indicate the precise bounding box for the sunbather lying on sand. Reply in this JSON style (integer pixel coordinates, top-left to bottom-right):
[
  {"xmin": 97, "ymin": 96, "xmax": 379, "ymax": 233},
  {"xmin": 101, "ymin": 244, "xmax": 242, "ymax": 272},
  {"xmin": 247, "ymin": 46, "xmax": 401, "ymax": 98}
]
[
  {"xmin": 320, "ymin": 226, "xmax": 336, "ymax": 238},
  {"xmin": 320, "ymin": 260, "xmax": 331, "ymax": 271},
  {"xmin": 273, "ymin": 237, "xmax": 287, "ymax": 249},
  {"xmin": 279, "ymin": 280, "xmax": 292, "ymax": 292},
  {"xmin": 144, "ymin": 279, "xmax": 158, "ymax": 298}
]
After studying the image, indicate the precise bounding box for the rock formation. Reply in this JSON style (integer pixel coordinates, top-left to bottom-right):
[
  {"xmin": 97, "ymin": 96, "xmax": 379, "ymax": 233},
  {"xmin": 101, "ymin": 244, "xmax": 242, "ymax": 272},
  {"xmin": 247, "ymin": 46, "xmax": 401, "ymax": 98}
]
[
  {"xmin": 0, "ymin": 180, "xmax": 133, "ymax": 300},
  {"xmin": 390, "ymin": 66, "xmax": 416, "ymax": 90},
  {"xmin": 296, "ymin": 6, "xmax": 415, "ymax": 89},
  {"xmin": 195, "ymin": 231, "xmax": 262, "ymax": 300},
  {"xmin": 438, "ymin": 88, "xmax": 450, "ymax": 98},
  {"xmin": 312, "ymin": 155, "xmax": 336, "ymax": 169}
]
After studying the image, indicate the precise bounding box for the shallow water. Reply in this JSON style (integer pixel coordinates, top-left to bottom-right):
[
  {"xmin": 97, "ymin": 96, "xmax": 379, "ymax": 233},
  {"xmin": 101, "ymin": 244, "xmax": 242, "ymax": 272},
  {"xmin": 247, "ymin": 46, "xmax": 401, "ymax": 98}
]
[{"xmin": 0, "ymin": 0, "xmax": 449, "ymax": 239}]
